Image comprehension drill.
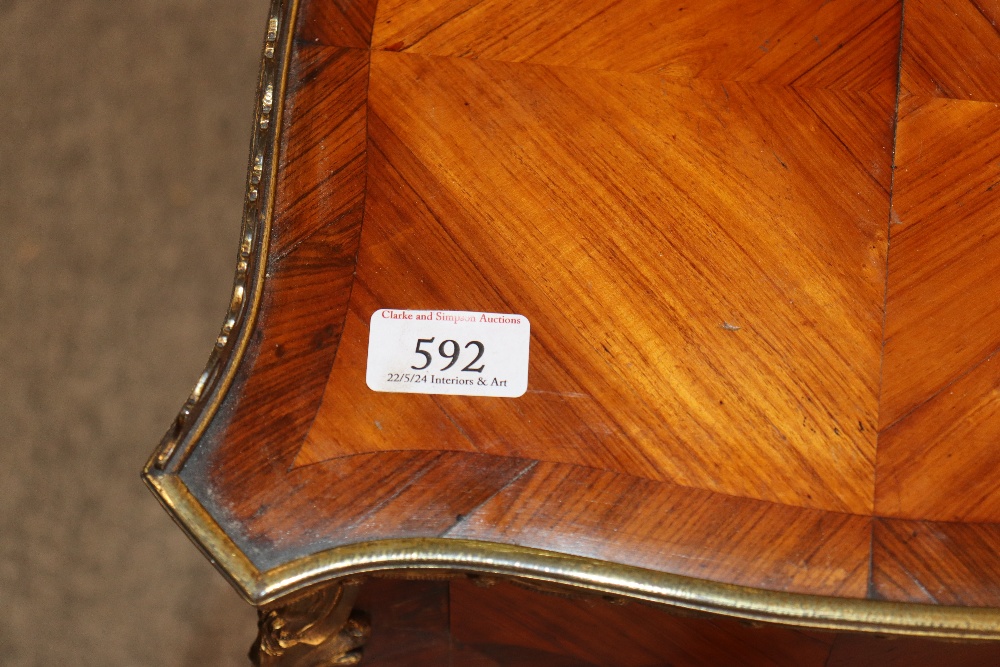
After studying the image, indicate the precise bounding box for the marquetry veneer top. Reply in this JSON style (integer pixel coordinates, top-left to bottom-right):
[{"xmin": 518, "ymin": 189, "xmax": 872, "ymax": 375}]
[{"xmin": 148, "ymin": 0, "xmax": 1000, "ymax": 615}]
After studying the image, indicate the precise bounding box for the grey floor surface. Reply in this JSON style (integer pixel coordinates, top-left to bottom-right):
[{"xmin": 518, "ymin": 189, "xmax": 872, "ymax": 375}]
[{"xmin": 1, "ymin": 1, "xmax": 273, "ymax": 664}]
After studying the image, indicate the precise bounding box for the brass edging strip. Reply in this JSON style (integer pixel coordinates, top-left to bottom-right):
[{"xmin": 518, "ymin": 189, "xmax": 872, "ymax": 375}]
[
  {"xmin": 143, "ymin": 0, "xmax": 1000, "ymax": 642},
  {"xmin": 145, "ymin": 473, "xmax": 261, "ymax": 600},
  {"xmin": 142, "ymin": 0, "xmax": 300, "ymax": 476},
  {"xmin": 139, "ymin": 0, "xmax": 297, "ymax": 601},
  {"xmin": 147, "ymin": 468, "xmax": 1000, "ymax": 640},
  {"xmin": 254, "ymin": 539, "xmax": 1000, "ymax": 641}
]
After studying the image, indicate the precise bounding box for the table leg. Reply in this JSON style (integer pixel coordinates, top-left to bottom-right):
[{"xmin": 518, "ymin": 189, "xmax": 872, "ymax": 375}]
[{"xmin": 250, "ymin": 579, "xmax": 370, "ymax": 666}]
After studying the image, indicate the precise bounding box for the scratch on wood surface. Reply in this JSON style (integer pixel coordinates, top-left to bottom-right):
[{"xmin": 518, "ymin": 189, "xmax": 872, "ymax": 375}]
[{"xmin": 527, "ymin": 390, "xmax": 589, "ymax": 398}]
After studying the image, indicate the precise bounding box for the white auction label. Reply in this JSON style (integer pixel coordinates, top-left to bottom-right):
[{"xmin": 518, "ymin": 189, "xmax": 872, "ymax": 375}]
[{"xmin": 366, "ymin": 309, "xmax": 530, "ymax": 398}]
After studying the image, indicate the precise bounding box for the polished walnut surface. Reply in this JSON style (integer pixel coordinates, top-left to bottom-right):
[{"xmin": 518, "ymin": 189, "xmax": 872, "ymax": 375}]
[{"xmin": 148, "ymin": 0, "xmax": 1000, "ymax": 624}]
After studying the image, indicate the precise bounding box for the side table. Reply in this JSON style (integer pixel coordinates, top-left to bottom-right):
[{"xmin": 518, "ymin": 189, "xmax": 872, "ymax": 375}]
[{"xmin": 146, "ymin": 0, "xmax": 1000, "ymax": 663}]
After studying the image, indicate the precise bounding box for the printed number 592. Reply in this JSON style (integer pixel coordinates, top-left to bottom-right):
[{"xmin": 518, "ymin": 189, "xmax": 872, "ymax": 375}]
[{"xmin": 411, "ymin": 337, "xmax": 485, "ymax": 372}]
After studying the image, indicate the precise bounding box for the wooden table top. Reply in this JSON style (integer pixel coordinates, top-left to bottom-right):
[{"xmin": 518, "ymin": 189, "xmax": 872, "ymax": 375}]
[{"xmin": 145, "ymin": 0, "xmax": 1000, "ymax": 638}]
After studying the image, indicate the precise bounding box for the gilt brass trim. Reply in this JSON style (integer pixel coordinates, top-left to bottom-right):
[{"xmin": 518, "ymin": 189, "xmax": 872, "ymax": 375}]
[
  {"xmin": 264, "ymin": 541, "xmax": 1000, "ymax": 640},
  {"xmin": 143, "ymin": 0, "xmax": 1000, "ymax": 643},
  {"xmin": 148, "ymin": 472, "xmax": 1000, "ymax": 640},
  {"xmin": 142, "ymin": 0, "xmax": 299, "ymax": 475},
  {"xmin": 144, "ymin": 473, "xmax": 260, "ymax": 596}
]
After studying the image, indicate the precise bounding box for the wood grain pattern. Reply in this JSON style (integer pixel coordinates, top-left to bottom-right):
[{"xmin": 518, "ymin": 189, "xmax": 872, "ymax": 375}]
[
  {"xmin": 239, "ymin": 453, "xmax": 530, "ymax": 567},
  {"xmin": 354, "ymin": 579, "xmax": 451, "ymax": 666},
  {"xmin": 165, "ymin": 0, "xmax": 1000, "ymax": 625},
  {"xmin": 446, "ymin": 461, "xmax": 870, "ymax": 597},
  {"xmin": 301, "ymin": 48, "xmax": 893, "ymax": 514},
  {"xmin": 876, "ymin": 350, "xmax": 1000, "ymax": 522},
  {"xmin": 371, "ymin": 0, "xmax": 900, "ymax": 92},
  {"xmin": 871, "ymin": 519, "xmax": 1000, "ymax": 606},
  {"xmin": 874, "ymin": 0, "xmax": 1000, "ymax": 536},
  {"xmin": 355, "ymin": 578, "xmax": 1000, "ymax": 665},
  {"xmin": 269, "ymin": 45, "xmax": 369, "ymax": 257},
  {"xmin": 899, "ymin": 0, "xmax": 1000, "ymax": 102},
  {"xmin": 825, "ymin": 632, "xmax": 1000, "ymax": 667},
  {"xmin": 863, "ymin": 0, "xmax": 1000, "ymax": 610},
  {"xmin": 185, "ymin": 41, "xmax": 370, "ymax": 494},
  {"xmin": 187, "ymin": 44, "xmax": 368, "ymax": 502},
  {"xmin": 298, "ymin": 0, "xmax": 379, "ymax": 49},
  {"xmin": 450, "ymin": 578, "xmax": 834, "ymax": 667},
  {"xmin": 874, "ymin": 95, "xmax": 1000, "ymax": 523},
  {"xmin": 878, "ymin": 96, "xmax": 1000, "ymax": 432}
]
